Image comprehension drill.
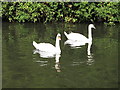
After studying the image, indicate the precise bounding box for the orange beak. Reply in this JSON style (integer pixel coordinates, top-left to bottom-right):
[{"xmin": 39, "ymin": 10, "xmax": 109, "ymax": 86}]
[{"xmin": 58, "ymin": 36, "xmax": 61, "ymax": 40}]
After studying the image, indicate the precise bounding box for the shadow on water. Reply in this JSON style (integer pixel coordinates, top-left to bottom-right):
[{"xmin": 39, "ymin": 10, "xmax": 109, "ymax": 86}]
[{"xmin": 2, "ymin": 22, "xmax": 118, "ymax": 88}]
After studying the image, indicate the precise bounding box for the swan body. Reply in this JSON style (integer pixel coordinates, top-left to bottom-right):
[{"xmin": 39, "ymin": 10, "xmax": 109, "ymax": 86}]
[
  {"xmin": 64, "ymin": 24, "xmax": 96, "ymax": 43},
  {"xmin": 33, "ymin": 33, "xmax": 61, "ymax": 54},
  {"xmin": 33, "ymin": 49, "xmax": 59, "ymax": 58},
  {"xmin": 64, "ymin": 39, "xmax": 86, "ymax": 47},
  {"xmin": 33, "ymin": 42, "xmax": 56, "ymax": 52},
  {"xmin": 64, "ymin": 32, "xmax": 88, "ymax": 42}
]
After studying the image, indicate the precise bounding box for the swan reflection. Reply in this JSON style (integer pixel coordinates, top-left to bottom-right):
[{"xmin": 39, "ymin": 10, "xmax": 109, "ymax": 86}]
[
  {"xmin": 33, "ymin": 50, "xmax": 61, "ymax": 72},
  {"xmin": 87, "ymin": 42, "xmax": 94, "ymax": 65},
  {"xmin": 55, "ymin": 54, "xmax": 61, "ymax": 72},
  {"xmin": 64, "ymin": 40, "xmax": 94, "ymax": 65}
]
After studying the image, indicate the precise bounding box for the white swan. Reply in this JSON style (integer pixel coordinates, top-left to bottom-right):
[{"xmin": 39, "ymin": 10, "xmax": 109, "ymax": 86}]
[
  {"xmin": 64, "ymin": 24, "xmax": 96, "ymax": 43},
  {"xmin": 33, "ymin": 33, "xmax": 61, "ymax": 54},
  {"xmin": 33, "ymin": 50, "xmax": 57, "ymax": 58},
  {"xmin": 64, "ymin": 40, "xmax": 86, "ymax": 48}
]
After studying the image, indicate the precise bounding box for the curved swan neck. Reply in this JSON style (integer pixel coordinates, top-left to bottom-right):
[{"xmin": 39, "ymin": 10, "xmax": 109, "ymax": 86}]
[{"xmin": 88, "ymin": 25, "xmax": 92, "ymax": 41}]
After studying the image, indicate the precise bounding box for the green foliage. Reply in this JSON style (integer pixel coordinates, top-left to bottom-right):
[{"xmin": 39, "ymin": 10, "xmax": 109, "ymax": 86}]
[
  {"xmin": 2, "ymin": 2, "xmax": 120, "ymax": 23},
  {"xmin": 95, "ymin": 2, "xmax": 120, "ymax": 22}
]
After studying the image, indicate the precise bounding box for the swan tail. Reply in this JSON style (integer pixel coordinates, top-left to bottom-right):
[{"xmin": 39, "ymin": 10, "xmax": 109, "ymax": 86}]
[
  {"xmin": 33, "ymin": 41, "xmax": 38, "ymax": 49},
  {"xmin": 64, "ymin": 31, "xmax": 68, "ymax": 38}
]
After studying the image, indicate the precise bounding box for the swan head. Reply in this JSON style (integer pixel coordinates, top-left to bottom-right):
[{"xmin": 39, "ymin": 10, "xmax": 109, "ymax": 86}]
[
  {"xmin": 89, "ymin": 24, "xmax": 96, "ymax": 29},
  {"xmin": 57, "ymin": 33, "xmax": 61, "ymax": 40}
]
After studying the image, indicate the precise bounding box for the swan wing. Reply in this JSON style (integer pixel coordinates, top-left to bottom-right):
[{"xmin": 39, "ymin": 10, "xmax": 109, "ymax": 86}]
[
  {"xmin": 36, "ymin": 43, "xmax": 56, "ymax": 52},
  {"xmin": 67, "ymin": 33, "xmax": 88, "ymax": 41}
]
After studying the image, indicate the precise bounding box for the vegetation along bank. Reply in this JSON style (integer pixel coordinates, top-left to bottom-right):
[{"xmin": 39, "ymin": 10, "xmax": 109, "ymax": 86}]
[{"xmin": 2, "ymin": 2, "xmax": 120, "ymax": 24}]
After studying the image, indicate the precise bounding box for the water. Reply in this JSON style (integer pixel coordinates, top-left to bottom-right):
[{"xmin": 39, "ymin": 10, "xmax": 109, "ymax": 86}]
[{"xmin": 2, "ymin": 22, "xmax": 118, "ymax": 88}]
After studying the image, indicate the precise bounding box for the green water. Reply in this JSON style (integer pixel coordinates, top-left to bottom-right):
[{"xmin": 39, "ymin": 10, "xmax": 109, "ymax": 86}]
[{"xmin": 2, "ymin": 22, "xmax": 118, "ymax": 88}]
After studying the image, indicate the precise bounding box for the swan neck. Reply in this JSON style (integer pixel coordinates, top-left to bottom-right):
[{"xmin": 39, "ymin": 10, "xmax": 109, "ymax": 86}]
[
  {"xmin": 87, "ymin": 42, "xmax": 92, "ymax": 55},
  {"xmin": 55, "ymin": 37, "xmax": 60, "ymax": 51},
  {"xmin": 55, "ymin": 54, "xmax": 60, "ymax": 63},
  {"xmin": 88, "ymin": 26, "xmax": 92, "ymax": 40}
]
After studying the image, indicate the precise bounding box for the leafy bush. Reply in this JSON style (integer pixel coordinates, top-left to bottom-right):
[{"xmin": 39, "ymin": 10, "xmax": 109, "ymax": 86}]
[{"xmin": 2, "ymin": 2, "xmax": 120, "ymax": 23}]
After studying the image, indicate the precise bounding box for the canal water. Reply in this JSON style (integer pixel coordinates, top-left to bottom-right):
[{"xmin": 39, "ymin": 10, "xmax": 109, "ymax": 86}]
[{"xmin": 2, "ymin": 22, "xmax": 118, "ymax": 88}]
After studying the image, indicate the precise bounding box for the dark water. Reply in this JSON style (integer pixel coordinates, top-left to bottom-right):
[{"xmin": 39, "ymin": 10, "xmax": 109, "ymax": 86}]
[{"xmin": 2, "ymin": 22, "xmax": 118, "ymax": 88}]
